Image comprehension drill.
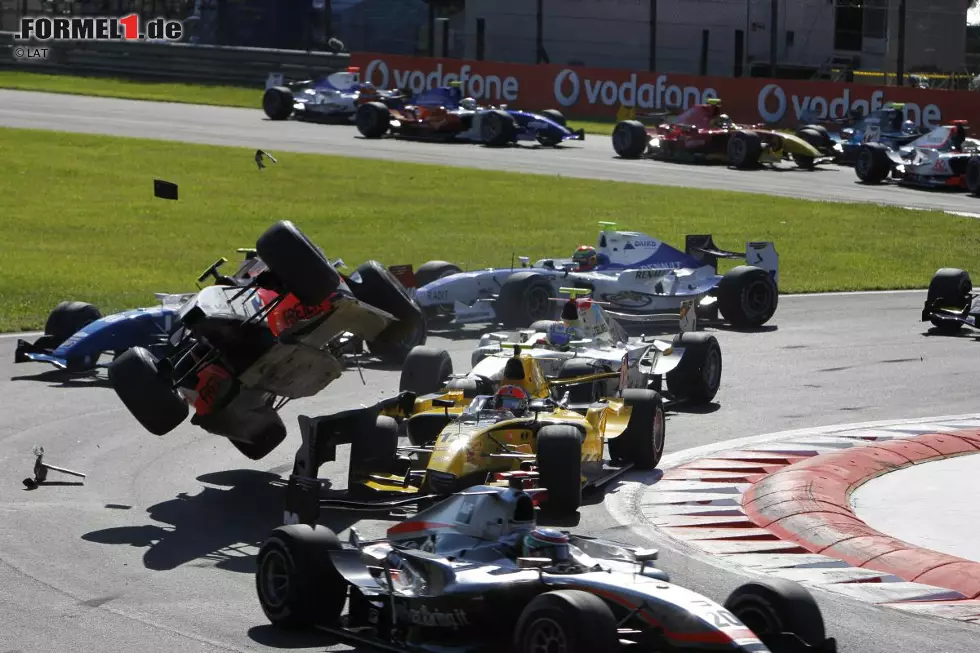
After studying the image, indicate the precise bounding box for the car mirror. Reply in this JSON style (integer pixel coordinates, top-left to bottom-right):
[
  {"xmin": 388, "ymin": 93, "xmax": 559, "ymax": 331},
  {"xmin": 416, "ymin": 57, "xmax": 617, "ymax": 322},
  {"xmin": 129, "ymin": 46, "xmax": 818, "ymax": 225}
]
[
  {"xmin": 432, "ymin": 398, "xmax": 455, "ymax": 408},
  {"xmin": 517, "ymin": 557, "xmax": 552, "ymax": 569}
]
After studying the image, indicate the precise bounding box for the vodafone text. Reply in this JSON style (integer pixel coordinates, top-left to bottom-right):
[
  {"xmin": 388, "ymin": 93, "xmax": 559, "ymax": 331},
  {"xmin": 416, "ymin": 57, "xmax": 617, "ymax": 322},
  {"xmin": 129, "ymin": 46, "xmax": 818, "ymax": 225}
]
[
  {"xmin": 363, "ymin": 59, "xmax": 520, "ymax": 102},
  {"xmin": 757, "ymin": 85, "xmax": 941, "ymax": 128},
  {"xmin": 17, "ymin": 15, "xmax": 183, "ymax": 41},
  {"xmin": 553, "ymin": 70, "xmax": 717, "ymax": 110}
]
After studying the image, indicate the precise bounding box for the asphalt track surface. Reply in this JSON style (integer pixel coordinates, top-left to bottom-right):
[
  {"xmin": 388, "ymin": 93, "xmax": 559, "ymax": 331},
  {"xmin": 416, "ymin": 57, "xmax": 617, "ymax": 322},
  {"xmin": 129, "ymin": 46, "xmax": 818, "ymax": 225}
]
[
  {"xmin": 3, "ymin": 88, "xmax": 980, "ymax": 214},
  {"xmin": 3, "ymin": 291, "xmax": 980, "ymax": 653}
]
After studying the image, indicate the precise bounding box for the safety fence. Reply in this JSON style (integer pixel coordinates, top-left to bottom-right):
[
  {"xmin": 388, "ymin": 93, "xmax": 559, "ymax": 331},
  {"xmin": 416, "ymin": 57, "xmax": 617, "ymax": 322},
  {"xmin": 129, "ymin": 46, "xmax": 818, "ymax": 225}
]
[{"xmin": 0, "ymin": 31, "xmax": 350, "ymax": 86}]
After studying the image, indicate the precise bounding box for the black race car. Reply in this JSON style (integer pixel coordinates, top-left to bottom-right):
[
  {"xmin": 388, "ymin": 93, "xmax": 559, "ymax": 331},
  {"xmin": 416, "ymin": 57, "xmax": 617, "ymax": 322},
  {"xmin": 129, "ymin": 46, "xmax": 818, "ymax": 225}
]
[{"xmin": 256, "ymin": 483, "xmax": 838, "ymax": 653}]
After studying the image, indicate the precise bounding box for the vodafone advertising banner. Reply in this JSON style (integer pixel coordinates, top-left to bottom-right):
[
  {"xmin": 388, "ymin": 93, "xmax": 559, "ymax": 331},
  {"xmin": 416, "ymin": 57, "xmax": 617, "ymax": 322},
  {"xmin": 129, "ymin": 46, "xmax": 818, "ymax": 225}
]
[{"xmin": 351, "ymin": 52, "xmax": 980, "ymax": 128}]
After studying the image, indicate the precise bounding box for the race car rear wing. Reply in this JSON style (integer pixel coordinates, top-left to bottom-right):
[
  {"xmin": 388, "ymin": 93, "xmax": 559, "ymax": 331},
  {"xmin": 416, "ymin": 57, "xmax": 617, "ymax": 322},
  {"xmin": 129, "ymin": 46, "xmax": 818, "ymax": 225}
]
[{"xmin": 685, "ymin": 234, "xmax": 779, "ymax": 286}]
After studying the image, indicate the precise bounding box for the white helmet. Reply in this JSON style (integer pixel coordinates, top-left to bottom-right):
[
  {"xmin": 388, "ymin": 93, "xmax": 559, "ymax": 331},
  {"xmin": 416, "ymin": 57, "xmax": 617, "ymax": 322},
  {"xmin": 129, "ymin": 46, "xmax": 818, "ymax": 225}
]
[{"xmin": 460, "ymin": 97, "xmax": 478, "ymax": 110}]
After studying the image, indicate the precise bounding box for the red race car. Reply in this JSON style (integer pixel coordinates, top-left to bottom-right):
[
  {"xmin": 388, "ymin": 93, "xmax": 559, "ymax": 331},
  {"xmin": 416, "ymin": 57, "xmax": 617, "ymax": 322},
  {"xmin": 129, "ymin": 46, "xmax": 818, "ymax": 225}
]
[{"xmin": 612, "ymin": 98, "xmax": 840, "ymax": 169}]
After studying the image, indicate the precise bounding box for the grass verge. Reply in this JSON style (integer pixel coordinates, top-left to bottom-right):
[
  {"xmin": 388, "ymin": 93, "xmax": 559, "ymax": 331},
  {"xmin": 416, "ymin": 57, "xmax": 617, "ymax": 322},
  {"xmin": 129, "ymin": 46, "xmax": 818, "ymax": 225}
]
[
  {"xmin": 0, "ymin": 71, "xmax": 617, "ymax": 135},
  {"xmin": 1, "ymin": 125, "xmax": 976, "ymax": 332}
]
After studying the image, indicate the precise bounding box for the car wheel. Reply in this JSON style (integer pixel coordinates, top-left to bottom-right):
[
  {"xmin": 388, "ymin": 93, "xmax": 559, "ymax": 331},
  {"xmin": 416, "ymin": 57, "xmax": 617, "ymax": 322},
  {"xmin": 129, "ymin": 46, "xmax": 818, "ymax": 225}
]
[
  {"xmin": 349, "ymin": 416, "xmax": 399, "ymax": 484},
  {"xmin": 608, "ymin": 389, "xmax": 664, "ymax": 469},
  {"xmin": 717, "ymin": 265, "xmax": 778, "ymax": 328},
  {"xmin": 255, "ymin": 221, "xmax": 342, "ymax": 307},
  {"xmin": 966, "ymin": 156, "xmax": 980, "ymax": 196},
  {"xmin": 728, "ymin": 130, "xmax": 762, "ymax": 168},
  {"xmin": 855, "ymin": 144, "xmax": 891, "ymax": 184},
  {"xmin": 539, "ymin": 109, "xmax": 566, "ymax": 126},
  {"xmin": 724, "ymin": 578, "xmax": 829, "ymax": 651},
  {"xmin": 347, "ymin": 261, "xmax": 427, "ymax": 364},
  {"xmin": 496, "ymin": 272, "xmax": 556, "ymax": 328},
  {"xmin": 355, "ymin": 101, "xmax": 390, "ymax": 138},
  {"xmin": 513, "ymin": 590, "xmax": 618, "ymax": 653},
  {"xmin": 482, "ymin": 110, "xmax": 517, "ymax": 147},
  {"xmin": 612, "ymin": 120, "xmax": 649, "ymax": 158},
  {"xmin": 228, "ymin": 412, "xmax": 288, "ymax": 460},
  {"xmin": 556, "ymin": 358, "xmax": 610, "ymax": 404},
  {"xmin": 536, "ymin": 425, "xmax": 583, "ymax": 515},
  {"xmin": 256, "ymin": 524, "xmax": 347, "ymax": 629},
  {"xmin": 399, "ymin": 346, "xmax": 453, "ymax": 397},
  {"xmin": 44, "ymin": 301, "xmax": 102, "ymax": 347},
  {"xmin": 262, "ymin": 86, "xmax": 294, "ymax": 121},
  {"xmin": 926, "ymin": 268, "xmax": 972, "ymax": 332},
  {"xmin": 665, "ymin": 332, "xmax": 722, "ymax": 403},
  {"xmin": 108, "ymin": 347, "xmax": 189, "ymax": 436}
]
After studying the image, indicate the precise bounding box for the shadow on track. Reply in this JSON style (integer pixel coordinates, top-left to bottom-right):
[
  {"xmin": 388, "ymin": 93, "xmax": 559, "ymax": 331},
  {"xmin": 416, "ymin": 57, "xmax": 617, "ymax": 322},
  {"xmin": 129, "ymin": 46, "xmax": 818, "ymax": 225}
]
[
  {"xmin": 9, "ymin": 369, "xmax": 112, "ymax": 388},
  {"xmin": 80, "ymin": 469, "xmax": 385, "ymax": 574}
]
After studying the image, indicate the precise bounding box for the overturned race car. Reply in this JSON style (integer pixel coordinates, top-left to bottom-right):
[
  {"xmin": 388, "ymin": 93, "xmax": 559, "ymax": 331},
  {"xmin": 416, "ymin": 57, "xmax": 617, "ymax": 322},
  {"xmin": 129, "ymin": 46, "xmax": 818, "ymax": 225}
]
[
  {"xmin": 921, "ymin": 267, "xmax": 980, "ymax": 334},
  {"xmin": 256, "ymin": 483, "xmax": 839, "ymax": 653},
  {"xmin": 402, "ymin": 222, "xmax": 779, "ymax": 330},
  {"xmin": 355, "ymin": 82, "xmax": 584, "ymax": 147},
  {"xmin": 105, "ymin": 220, "xmax": 426, "ymax": 461}
]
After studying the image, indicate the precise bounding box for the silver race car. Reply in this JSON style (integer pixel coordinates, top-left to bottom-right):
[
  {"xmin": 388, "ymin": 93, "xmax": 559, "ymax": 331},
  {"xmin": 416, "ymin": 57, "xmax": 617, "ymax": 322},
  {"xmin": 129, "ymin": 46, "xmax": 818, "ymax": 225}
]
[
  {"xmin": 855, "ymin": 120, "xmax": 980, "ymax": 188},
  {"xmin": 258, "ymin": 482, "xmax": 838, "ymax": 653},
  {"xmin": 399, "ymin": 222, "xmax": 778, "ymax": 330},
  {"xmin": 262, "ymin": 67, "xmax": 403, "ymax": 122}
]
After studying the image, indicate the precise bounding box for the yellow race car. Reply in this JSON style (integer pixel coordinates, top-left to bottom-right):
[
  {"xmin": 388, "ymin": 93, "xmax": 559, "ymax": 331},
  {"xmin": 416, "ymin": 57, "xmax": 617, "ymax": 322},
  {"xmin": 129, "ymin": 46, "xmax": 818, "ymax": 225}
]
[{"xmin": 284, "ymin": 348, "xmax": 664, "ymax": 522}]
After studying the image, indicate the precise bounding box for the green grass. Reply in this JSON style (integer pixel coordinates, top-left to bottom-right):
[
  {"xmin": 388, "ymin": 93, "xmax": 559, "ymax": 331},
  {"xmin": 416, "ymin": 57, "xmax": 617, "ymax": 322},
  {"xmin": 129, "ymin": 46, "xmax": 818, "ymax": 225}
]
[
  {"xmin": 1, "ymin": 125, "xmax": 977, "ymax": 332},
  {"xmin": 0, "ymin": 70, "xmax": 616, "ymax": 135}
]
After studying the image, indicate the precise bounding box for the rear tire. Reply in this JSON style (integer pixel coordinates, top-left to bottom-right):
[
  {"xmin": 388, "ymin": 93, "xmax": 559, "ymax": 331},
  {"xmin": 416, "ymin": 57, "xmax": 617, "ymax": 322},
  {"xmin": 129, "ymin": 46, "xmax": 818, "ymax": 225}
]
[
  {"xmin": 347, "ymin": 261, "xmax": 427, "ymax": 364},
  {"xmin": 665, "ymin": 332, "xmax": 722, "ymax": 403},
  {"xmin": 556, "ymin": 358, "xmax": 611, "ymax": 404},
  {"xmin": 255, "ymin": 221, "xmax": 342, "ymax": 307},
  {"xmin": 262, "ymin": 86, "xmax": 294, "ymax": 120},
  {"xmin": 608, "ymin": 389, "xmax": 664, "ymax": 470},
  {"xmin": 109, "ymin": 347, "xmax": 188, "ymax": 436},
  {"xmin": 728, "ymin": 130, "xmax": 762, "ymax": 169},
  {"xmin": 926, "ymin": 268, "xmax": 972, "ymax": 332},
  {"xmin": 717, "ymin": 265, "xmax": 778, "ymax": 328},
  {"xmin": 496, "ymin": 272, "xmax": 555, "ymax": 328},
  {"xmin": 481, "ymin": 110, "xmax": 517, "ymax": 147},
  {"xmin": 256, "ymin": 525, "xmax": 347, "ymax": 629},
  {"xmin": 966, "ymin": 156, "xmax": 980, "ymax": 196},
  {"xmin": 44, "ymin": 301, "xmax": 102, "ymax": 346},
  {"xmin": 415, "ymin": 261, "xmax": 463, "ymax": 288},
  {"xmin": 855, "ymin": 144, "xmax": 892, "ymax": 184},
  {"xmin": 540, "ymin": 109, "xmax": 566, "ymax": 126},
  {"xmin": 349, "ymin": 416, "xmax": 399, "ymax": 482},
  {"xmin": 536, "ymin": 425, "xmax": 583, "ymax": 515},
  {"xmin": 724, "ymin": 578, "xmax": 828, "ymax": 651},
  {"xmin": 229, "ymin": 416, "xmax": 288, "ymax": 460},
  {"xmin": 399, "ymin": 346, "xmax": 453, "ymax": 395},
  {"xmin": 612, "ymin": 120, "xmax": 649, "ymax": 158},
  {"xmin": 355, "ymin": 101, "xmax": 390, "ymax": 138}
]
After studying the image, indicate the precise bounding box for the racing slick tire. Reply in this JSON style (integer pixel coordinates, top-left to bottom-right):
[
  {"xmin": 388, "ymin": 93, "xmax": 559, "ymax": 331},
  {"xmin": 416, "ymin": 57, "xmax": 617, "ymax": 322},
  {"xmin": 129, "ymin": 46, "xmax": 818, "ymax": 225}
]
[
  {"xmin": 536, "ymin": 425, "xmax": 583, "ymax": 515},
  {"xmin": 724, "ymin": 578, "xmax": 829, "ymax": 652},
  {"xmin": 496, "ymin": 272, "xmax": 556, "ymax": 328},
  {"xmin": 612, "ymin": 120, "xmax": 649, "ymax": 158},
  {"xmin": 228, "ymin": 414, "xmax": 288, "ymax": 460},
  {"xmin": 728, "ymin": 130, "xmax": 763, "ymax": 169},
  {"xmin": 256, "ymin": 524, "xmax": 347, "ymax": 628},
  {"xmin": 717, "ymin": 265, "xmax": 778, "ymax": 329},
  {"xmin": 799, "ymin": 123, "xmax": 831, "ymax": 143},
  {"xmin": 255, "ymin": 220, "xmax": 342, "ymax": 307},
  {"xmin": 556, "ymin": 358, "xmax": 612, "ymax": 404},
  {"xmin": 513, "ymin": 589, "xmax": 619, "ymax": 653},
  {"xmin": 399, "ymin": 346, "xmax": 453, "ymax": 395},
  {"xmin": 347, "ymin": 261, "xmax": 427, "ymax": 364},
  {"xmin": 540, "ymin": 109, "xmax": 567, "ymax": 126},
  {"xmin": 855, "ymin": 143, "xmax": 892, "ymax": 184},
  {"xmin": 665, "ymin": 332, "xmax": 722, "ymax": 403},
  {"xmin": 792, "ymin": 127, "xmax": 827, "ymax": 170},
  {"xmin": 926, "ymin": 268, "xmax": 972, "ymax": 332},
  {"xmin": 608, "ymin": 389, "xmax": 665, "ymax": 470},
  {"xmin": 44, "ymin": 301, "xmax": 103, "ymax": 347},
  {"xmin": 966, "ymin": 156, "xmax": 980, "ymax": 195},
  {"xmin": 415, "ymin": 260, "xmax": 463, "ymax": 288},
  {"xmin": 108, "ymin": 347, "xmax": 189, "ymax": 436},
  {"xmin": 355, "ymin": 101, "xmax": 390, "ymax": 138},
  {"xmin": 262, "ymin": 86, "xmax": 294, "ymax": 121},
  {"xmin": 482, "ymin": 110, "xmax": 517, "ymax": 147},
  {"xmin": 349, "ymin": 415, "xmax": 400, "ymax": 484}
]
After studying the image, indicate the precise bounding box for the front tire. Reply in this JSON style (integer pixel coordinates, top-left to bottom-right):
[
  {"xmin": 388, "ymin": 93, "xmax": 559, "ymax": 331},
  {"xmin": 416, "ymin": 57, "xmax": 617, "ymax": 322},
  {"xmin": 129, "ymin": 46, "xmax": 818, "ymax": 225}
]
[
  {"xmin": 724, "ymin": 578, "xmax": 829, "ymax": 651},
  {"xmin": 255, "ymin": 221, "xmax": 342, "ymax": 307},
  {"xmin": 256, "ymin": 525, "xmax": 347, "ymax": 629},
  {"xmin": 108, "ymin": 347, "xmax": 188, "ymax": 436},
  {"xmin": 513, "ymin": 590, "xmax": 618, "ymax": 653},
  {"xmin": 44, "ymin": 301, "xmax": 102, "ymax": 346}
]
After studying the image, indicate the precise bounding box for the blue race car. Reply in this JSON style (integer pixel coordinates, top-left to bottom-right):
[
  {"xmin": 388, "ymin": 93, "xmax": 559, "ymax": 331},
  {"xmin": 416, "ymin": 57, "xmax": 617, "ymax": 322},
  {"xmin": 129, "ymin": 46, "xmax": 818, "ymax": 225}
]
[
  {"xmin": 828, "ymin": 102, "xmax": 929, "ymax": 165},
  {"xmin": 355, "ymin": 83, "xmax": 585, "ymax": 147}
]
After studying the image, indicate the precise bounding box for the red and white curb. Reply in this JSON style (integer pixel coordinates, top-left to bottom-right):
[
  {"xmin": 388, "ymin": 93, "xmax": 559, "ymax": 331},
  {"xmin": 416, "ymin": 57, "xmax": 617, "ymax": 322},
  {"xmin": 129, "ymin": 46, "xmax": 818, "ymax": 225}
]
[{"xmin": 606, "ymin": 414, "xmax": 980, "ymax": 626}]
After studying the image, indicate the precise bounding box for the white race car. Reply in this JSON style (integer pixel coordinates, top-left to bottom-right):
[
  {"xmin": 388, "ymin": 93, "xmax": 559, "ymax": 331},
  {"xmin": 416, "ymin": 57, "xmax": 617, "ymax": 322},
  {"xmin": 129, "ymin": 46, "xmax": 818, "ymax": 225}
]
[
  {"xmin": 261, "ymin": 68, "xmax": 403, "ymax": 123},
  {"xmin": 399, "ymin": 223, "xmax": 779, "ymax": 330}
]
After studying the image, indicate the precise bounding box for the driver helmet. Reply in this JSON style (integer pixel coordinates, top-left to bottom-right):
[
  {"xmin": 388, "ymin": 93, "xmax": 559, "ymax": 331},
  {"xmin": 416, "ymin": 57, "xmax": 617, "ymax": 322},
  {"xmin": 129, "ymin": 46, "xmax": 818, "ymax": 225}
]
[
  {"xmin": 572, "ymin": 245, "xmax": 598, "ymax": 271},
  {"xmin": 546, "ymin": 321, "xmax": 579, "ymax": 348},
  {"xmin": 901, "ymin": 120, "xmax": 917, "ymax": 134},
  {"xmin": 459, "ymin": 97, "xmax": 478, "ymax": 110},
  {"xmin": 493, "ymin": 384, "xmax": 529, "ymax": 416},
  {"xmin": 716, "ymin": 113, "xmax": 732, "ymax": 128},
  {"xmin": 521, "ymin": 528, "xmax": 571, "ymax": 562}
]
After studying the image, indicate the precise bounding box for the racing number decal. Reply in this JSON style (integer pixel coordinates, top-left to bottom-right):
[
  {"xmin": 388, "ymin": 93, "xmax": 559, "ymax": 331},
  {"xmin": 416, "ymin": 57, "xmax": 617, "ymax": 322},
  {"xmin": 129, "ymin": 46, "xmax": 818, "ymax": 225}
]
[
  {"xmin": 708, "ymin": 609, "xmax": 743, "ymax": 629},
  {"xmin": 862, "ymin": 123, "xmax": 881, "ymax": 143}
]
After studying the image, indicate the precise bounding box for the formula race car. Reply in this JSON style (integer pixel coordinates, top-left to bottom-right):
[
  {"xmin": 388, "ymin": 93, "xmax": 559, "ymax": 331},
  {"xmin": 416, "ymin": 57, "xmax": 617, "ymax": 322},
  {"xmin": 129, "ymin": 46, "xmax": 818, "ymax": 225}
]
[
  {"xmin": 106, "ymin": 221, "xmax": 426, "ymax": 461},
  {"xmin": 921, "ymin": 267, "xmax": 980, "ymax": 333},
  {"xmin": 829, "ymin": 102, "xmax": 930, "ymax": 165},
  {"xmin": 465, "ymin": 287, "xmax": 721, "ymax": 405},
  {"xmin": 855, "ymin": 121, "xmax": 980, "ymax": 188},
  {"xmin": 355, "ymin": 83, "xmax": 585, "ymax": 147},
  {"xmin": 401, "ymin": 222, "xmax": 779, "ymax": 330},
  {"xmin": 15, "ymin": 251, "xmax": 424, "ymax": 374},
  {"xmin": 261, "ymin": 67, "xmax": 404, "ymax": 122},
  {"xmin": 612, "ymin": 98, "xmax": 839, "ymax": 169},
  {"xmin": 256, "ymin": 484, "xmax": 839, "ymax": 653}
]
